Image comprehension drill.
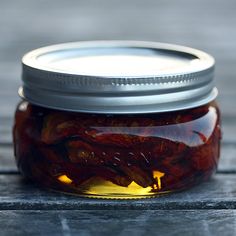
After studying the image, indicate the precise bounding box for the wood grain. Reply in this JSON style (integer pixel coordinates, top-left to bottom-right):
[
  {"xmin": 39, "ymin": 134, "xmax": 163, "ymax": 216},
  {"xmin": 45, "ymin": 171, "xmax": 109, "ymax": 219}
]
[{"xmin": 0, "ymin": 210, "xmax": 235, "ymax": 236}]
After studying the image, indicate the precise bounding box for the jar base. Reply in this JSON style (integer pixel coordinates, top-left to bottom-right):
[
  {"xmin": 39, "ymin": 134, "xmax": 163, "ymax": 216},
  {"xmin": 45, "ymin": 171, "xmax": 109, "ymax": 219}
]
[
  {"xmin": 47, "ymin": 176, "xmax": 177, "ymax": 199},
  {"xmin": 54, "ymin": 190, "xmax": 172, "ymax": 200},
  {"xmin": 29, "ymin": 173, "xmax": 214, "ymax": 199},
  {"xmin": 74, "ymin": 178, "xmax": 170, "ymax": 199}
]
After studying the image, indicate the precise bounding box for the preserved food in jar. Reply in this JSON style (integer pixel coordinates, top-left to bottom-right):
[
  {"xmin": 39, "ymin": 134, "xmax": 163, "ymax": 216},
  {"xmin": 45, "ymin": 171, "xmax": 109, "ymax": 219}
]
[
  {"xmin": 13, "ymin": 41, "xmax": 221, "ymax": 198},
  {"xmin": 13, "ymin": 101, "xmax": 221, "ymax": 198}
]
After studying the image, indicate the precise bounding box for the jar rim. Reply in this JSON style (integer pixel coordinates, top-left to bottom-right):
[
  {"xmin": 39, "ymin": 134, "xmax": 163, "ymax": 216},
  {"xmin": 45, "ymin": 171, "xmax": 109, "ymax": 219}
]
[{"xmin": 20, "ymin": 40, "xmax": 217, "ymax": 114}]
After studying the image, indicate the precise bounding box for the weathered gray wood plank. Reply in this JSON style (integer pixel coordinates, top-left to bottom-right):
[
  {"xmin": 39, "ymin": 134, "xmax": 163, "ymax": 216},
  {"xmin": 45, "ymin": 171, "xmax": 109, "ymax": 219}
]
[
  {"xmin": 0, "ymin": 174, "xmax": 235, "ymax": 210},
  {"xmin": 219, "ymin": 144, "xmax": 236, "ymax": 173},
  {"xmin": 0, "ymin": 145, "xmax": 16, "ymax": 172},
  {"xmin": 0, "ymin": 118, "xmax": 13, "ymax": 145},
  {"xmin": 0, "ymin": 209, "xmax": 235, "ymax": 236}
]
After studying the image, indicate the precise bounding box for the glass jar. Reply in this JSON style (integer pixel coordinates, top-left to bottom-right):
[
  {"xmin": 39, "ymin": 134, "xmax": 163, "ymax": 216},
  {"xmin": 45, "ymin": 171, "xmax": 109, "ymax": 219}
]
[{"xmin": 13, "ymin": 41, "xmax": 221, "ymax": 199}]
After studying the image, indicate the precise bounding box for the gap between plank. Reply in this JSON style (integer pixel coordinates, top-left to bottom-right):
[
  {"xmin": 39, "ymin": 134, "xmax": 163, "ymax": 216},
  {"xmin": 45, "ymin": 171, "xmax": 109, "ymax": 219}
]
[{"xmin": 0, "ymin": 201, "xmax": 236, "ymax": 211}]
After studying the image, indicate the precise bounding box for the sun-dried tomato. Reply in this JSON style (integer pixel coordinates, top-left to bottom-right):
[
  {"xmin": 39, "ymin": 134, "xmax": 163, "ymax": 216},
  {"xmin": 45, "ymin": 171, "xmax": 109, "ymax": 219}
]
[
  {"xmin": 14, "ymin": 101, "xmax": 221, "ymax": 197},
  {"xmin": 191, "ymin": 144, "xmax": 217, "ymax": 171}
]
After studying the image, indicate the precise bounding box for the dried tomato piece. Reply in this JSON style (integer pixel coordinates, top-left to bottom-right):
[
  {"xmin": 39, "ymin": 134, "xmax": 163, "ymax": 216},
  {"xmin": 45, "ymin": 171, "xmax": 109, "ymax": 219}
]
[
  {"xmin": 14, "ymin": 120, "xmax": 39, "ymax": 167},
  {"xmin": 14, "ymin": 103, "xmax": 33, "ymax": 157},
  {"xmin": 168, "ymin": 165, "xmax": 187, "ymax": 178},
  {"xmin": 19, "ymin": 145, "xmax": 64, "ymax": 189},
  {"xmin": 41, "ymin": 113, "xmax": 75, "ymax": 144},
  {"xmin": 63, "ymin": 164, "xmax": 95, "ymax": 185},
  {"xmin": 41, "ymin": 113, "xmax": 131, "ymax": 146},
  {"xmin": 66, "ymin": 140, "xmax": 152, "ymax": 166},
  {"xmin": 94, "ymin": 166, "xmax": 132, "ymax": 187},
  {"xmin": 14, "ymin": 101, "xmax": 221, "ymax": 197},
  {"xmin": 158, "ymin": 141, "xmax": 182, "ymax": 157},
  {"xmin": 38, "ymin": 146, "xmax": 66, "ymax": 164},
  {"xmin": 65, "ymin": 164, "xmax": 131, "ymax": 187},
  {"xmin": 85, "ymin": 130, "xmax": 135, "ymax": 147},
  {"xmin": 191, "ymin": 144, "xmax": 217, "ymax": 171},
  {"xmin": 41, "ymin": 112, "xmax": 160, "ymax": 147},
  {"xmin": 161, "ymin": 174, "xmax": 179, "ymax": 190},
  {"xmin": 13, "ymin": 129, "xmax": 31, "ymax": 166},
  {"xmin": 119, "ymin": 165, "xmax": 154, "ymax": 188},
  {"xmin": 89, "ymin": 118, "xmax": 157, "ymax": 147},
  {"xmin": 14, "ymin": 102, "xmax": 34, "ymax": 128},
  {"xmin": 66, "ymin": 140, "xmax": 155, "ymax": 187},
  {"xmin": 66, "ymin": 140, "xmax": 101, "ymax": 165}
]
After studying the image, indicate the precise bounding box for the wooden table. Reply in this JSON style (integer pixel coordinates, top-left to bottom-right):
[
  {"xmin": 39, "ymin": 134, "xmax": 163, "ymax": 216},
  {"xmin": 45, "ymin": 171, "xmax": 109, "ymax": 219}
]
[{"xmin": 0, "ymin": 0, "xmax": 236, "ymax": 235}]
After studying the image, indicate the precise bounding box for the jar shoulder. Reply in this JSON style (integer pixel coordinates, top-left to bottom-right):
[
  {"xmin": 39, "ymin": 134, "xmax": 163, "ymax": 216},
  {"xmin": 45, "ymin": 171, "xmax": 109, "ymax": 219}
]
[{"xmin": 14, "ymin": 101, "xmax": 221, "ymax": 149}]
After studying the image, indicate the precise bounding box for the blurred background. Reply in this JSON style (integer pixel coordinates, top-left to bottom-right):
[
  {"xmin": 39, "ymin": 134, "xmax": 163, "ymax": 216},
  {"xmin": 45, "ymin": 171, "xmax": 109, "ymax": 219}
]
[{"xmin": 0, "ymin": 0, "xmax": 235, "ymax": 144}]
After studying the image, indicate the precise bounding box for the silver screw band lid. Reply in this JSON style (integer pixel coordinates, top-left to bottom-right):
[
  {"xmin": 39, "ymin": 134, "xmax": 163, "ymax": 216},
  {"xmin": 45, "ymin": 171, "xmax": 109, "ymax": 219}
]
[{"xmin": 20, "ymin": 41, "xmax": 217, "ymax": 114}]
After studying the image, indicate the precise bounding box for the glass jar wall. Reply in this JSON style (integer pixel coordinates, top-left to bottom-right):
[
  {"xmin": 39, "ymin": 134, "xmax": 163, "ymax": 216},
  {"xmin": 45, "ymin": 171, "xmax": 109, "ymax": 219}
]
[{"xmin": 13, "ymin": 101, "xmax": 221, "ymax": 199}]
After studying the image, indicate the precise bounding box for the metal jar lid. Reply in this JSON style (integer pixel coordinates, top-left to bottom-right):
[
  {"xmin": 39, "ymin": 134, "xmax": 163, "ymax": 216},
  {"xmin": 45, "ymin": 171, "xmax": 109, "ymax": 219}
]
[{"xmin": 20, "ymin": 41, "xmax": 217, "ymax": 114}]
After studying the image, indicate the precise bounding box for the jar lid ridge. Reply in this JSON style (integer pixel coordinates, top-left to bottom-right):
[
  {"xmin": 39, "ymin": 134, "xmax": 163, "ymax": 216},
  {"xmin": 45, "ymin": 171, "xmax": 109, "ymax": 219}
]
[{"xmin": 20, "ymin": 40, "xmax": 217, "ymax": 114}]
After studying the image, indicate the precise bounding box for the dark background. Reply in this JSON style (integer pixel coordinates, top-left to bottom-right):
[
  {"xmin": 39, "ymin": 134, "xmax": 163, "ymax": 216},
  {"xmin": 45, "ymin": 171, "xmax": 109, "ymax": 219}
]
[{"xmin": 0, "ymin": 1, "xmax": 236, "ymax": 235}]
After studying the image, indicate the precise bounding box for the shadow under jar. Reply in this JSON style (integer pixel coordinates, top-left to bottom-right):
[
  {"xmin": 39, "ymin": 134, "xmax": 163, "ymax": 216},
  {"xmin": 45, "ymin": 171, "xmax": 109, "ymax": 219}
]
[{"xmin": 13, "ymin": 41, "xmax": 221, "ymax": 199}]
